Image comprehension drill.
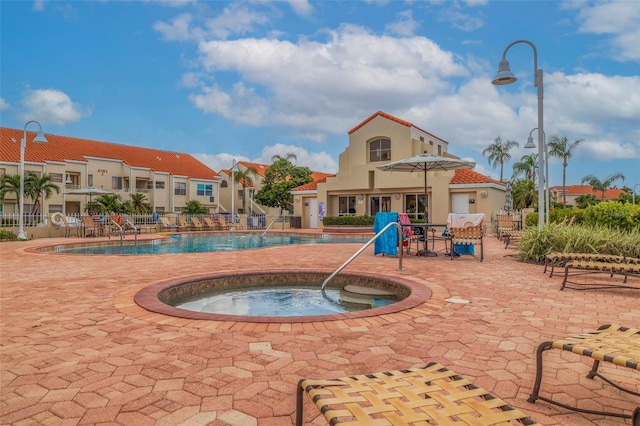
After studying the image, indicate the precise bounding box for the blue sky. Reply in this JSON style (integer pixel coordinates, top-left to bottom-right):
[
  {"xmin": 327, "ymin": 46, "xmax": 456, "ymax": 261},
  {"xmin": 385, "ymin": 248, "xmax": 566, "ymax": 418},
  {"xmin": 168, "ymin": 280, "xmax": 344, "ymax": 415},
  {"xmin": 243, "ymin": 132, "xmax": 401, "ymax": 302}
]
[{"xmin": 1, "ymin": 0, "xmax": 639, "ymax": 189}]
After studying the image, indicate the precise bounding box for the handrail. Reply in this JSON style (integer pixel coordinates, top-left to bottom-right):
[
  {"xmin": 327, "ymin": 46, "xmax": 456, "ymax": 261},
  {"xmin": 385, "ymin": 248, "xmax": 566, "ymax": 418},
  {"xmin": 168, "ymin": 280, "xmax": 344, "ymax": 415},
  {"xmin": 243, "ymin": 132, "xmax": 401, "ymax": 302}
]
[
  {"xmin": 321, "ymin": 222, "xmax": 404, "ymax": 298},
  {"xmin": 110, "ymin": 220, "xmax": 124, "ymax": 245},
  {"xmin": 262, "ymin": 216, "xmax": 278, "ymax": 237},
  {"xmin": 124, "ymin": 219, "xmax": 138, "ymax": 244}
]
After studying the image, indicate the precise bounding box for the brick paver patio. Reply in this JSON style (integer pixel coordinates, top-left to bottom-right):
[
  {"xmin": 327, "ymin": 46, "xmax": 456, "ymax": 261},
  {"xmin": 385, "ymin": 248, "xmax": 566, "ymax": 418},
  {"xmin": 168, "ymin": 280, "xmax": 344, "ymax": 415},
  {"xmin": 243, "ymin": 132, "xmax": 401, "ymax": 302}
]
[{"xmin": 1, "ymin": 230, "xmax": 638, "ymax": 425}]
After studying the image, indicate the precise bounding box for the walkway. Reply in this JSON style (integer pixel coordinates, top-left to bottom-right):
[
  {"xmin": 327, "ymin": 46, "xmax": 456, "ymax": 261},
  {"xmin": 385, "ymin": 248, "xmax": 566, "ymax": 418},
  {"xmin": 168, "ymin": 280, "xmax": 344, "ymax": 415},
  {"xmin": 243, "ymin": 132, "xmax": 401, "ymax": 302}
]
[{"xmin": 1, "ymin": 231, "xmax": 638, "ymax": 425}]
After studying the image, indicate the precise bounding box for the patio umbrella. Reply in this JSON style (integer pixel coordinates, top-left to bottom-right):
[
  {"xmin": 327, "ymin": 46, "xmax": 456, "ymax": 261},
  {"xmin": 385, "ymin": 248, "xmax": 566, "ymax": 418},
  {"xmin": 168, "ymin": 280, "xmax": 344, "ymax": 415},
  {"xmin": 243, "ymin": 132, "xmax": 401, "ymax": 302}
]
[
  {"xmin": 377, "ymin": 154, "xmax": 476, "ymax": 223},
  {"xmin": 67, "ymin": 186, "xmax": 112, "ymax": 203},
  {"xmin": 504, "ymin": 183, "xmax": 513, "ymax": 212}
]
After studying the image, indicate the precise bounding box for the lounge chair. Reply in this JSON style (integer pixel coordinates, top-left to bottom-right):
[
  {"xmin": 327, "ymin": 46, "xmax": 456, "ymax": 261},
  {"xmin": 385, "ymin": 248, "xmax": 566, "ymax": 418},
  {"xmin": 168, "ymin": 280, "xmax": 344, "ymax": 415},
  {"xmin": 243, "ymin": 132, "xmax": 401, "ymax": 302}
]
[
  {"xmin": 191, "ymin": 216, "xmax": 212, "ymax": 231},
  {"xmin": 398, "ymin": 213, "xmax": 415, "ymax": 254},
  {"xmin": 297, "ymin": 362, "xmax": 541, "ymax": 425},
  {"xmin": 59, "ymin": 214, "xmax": 80, "ymax": 238},
  {"xmin": 203, "ymin": 217, "xmax": 218, "ymax": 230},
  {"xmin": 159, "ymin": 216, "xmax": 180, "ymax": 232},
  {"xmin": 80, "ymin": 215, "xmax": 99, "ymax": 237},
  {"xmin": 217, "ymin": 216, "xmax": 235, "ymax": 230},
  {"xmin": 177, "ymin": 215, "xmax": 193, "ymax": 231},
  {"xmin": 496, "ymin": 213, "xmax": 515, "ymax": 240},
  {"xmin": 529, "ymin": 324, "xmax": 640, "ymax": 420}
]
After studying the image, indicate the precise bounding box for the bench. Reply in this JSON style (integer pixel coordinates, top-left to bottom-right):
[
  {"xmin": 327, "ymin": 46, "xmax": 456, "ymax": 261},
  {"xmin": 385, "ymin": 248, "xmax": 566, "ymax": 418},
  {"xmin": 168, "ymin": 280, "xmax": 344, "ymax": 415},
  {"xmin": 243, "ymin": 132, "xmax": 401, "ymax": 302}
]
[
  {"xmin": 502, "ymin": 230, "xmax": 524, "ymax": 249},
  {"xmin": 528, "ymin": 324, "xmax": 640, "ymax": 420},
  {"xmin": 561, "ymin": 258, "xmax": 640, "ymax": 290},
  {"xmin": 544, "ymin": 252, "xmax": 638, "ymax": 278},
  {"xmin": 297, "ymin": 361, "xmax": 540, "ymax": 425}
]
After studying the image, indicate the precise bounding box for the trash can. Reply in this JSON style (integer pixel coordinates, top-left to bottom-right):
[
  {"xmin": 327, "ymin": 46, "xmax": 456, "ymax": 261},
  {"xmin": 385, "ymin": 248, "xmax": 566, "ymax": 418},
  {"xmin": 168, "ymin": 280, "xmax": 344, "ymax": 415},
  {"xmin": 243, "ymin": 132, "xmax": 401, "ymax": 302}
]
[{"xmin": 290, "ymin": 216, "xmax": 302, "ymax": 229}]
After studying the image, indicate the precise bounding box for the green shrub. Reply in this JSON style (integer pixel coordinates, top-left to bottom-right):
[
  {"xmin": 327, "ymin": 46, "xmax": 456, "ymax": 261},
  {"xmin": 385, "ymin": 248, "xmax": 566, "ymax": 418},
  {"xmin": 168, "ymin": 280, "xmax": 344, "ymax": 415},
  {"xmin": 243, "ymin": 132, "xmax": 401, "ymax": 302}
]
[
  {"xmin": 0, "ymin": 229, "xmax": 18, "ymax": 241},
  {"xmin": 579, "ymin": 201, "xmax": 640, "ymax": 232},
  {"xmin": 518, "ymin": 223, "xmax": 640, "ymax": 263},
  {"xmin": 322, "ymin": 215, "xmax": 375, "ymax": 226}
]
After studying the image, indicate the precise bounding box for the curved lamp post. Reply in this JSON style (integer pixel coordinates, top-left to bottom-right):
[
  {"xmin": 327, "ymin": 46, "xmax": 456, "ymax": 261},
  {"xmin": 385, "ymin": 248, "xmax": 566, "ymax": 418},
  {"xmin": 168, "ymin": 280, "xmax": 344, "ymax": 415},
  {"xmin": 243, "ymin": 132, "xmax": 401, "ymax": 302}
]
[
  {"xmin": 493, "ymin": 39, "xmax": 545, "ymax": 230},
  {"xmin": 230, "ymin": 159, "xmax": 238, "ymax": 230},
  {"xmin": 526, "ymin": 128, "xmax": 548, "ymax": 224},
  {"xmin": 633, "ymin": 183, "xmax": 640, "ymax": 205},
  {"xmin": 18, "ymin": 121, "xmax": 48, "ymax": 240}
]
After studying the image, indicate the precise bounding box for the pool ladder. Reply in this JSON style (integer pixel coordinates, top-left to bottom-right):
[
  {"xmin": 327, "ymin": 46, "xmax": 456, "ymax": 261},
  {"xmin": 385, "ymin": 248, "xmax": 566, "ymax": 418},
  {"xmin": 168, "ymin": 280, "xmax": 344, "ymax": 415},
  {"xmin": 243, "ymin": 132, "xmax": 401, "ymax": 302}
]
[
  {"xmin": 110, "ymin": 218, "xmax": 138, "ymax": 246},
  {"xmin": 321, "ymin": 222, "xmax": 404, "ymax": 299}
]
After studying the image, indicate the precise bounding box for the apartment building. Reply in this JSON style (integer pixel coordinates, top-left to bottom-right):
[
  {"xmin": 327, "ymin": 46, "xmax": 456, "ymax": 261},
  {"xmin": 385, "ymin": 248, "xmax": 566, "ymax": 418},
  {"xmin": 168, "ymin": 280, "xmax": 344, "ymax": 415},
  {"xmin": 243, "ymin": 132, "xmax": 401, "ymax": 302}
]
[{"xmin": 0, "ymin": 128, "xmax": 220, "ymax": 216}]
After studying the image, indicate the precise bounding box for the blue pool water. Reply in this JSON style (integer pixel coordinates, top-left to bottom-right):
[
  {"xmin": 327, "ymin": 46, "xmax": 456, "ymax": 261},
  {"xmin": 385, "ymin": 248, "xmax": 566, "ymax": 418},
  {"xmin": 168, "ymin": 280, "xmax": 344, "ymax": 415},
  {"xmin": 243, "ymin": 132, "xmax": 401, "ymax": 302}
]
[{"xmin": 47, "ymin": 233, "xmax": 371, "ymax": 255}]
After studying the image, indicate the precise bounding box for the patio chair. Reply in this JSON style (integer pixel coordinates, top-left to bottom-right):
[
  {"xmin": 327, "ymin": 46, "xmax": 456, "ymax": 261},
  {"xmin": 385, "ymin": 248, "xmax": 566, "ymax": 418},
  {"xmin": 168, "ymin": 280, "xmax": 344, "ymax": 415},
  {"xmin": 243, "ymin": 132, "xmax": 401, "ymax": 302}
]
[
  {"xmin": 190, "ymin": 216, "xmax": 205, "ymax": 231},
  {"xmin": 217, "ymin": 216, "xmax": 233, "ymax": 230},
  {"xmin": 297, "ymin": 361, "xmax": 541, "ymax": 426},
  {"xmin": 445, "ymin": 213, "xmax": 485, "ymax": 262},
  {"xmin": 177, "ymin": 215, "xmax": 193, "ymax": 231},
  {"xmin": 398, "ymin": 213, "xmax": 415, "ymax": 254},
  {"xmin": 80, "ymin": 215, "xmax": 99, "ymax": 237},
  {"xmin": 159, "ymin": 216, "xmax": 180, "ymax": 232},
  {"xmin": 59, "ymin": 214, "xmax": 80, "ymax": 238},
  {"xmin": 203, "ymin": 217, "xmax": 217, "ymax": 230},
  {"xmin": 496, "ymin": 213, "xmax": 516, "ymax": 240}
]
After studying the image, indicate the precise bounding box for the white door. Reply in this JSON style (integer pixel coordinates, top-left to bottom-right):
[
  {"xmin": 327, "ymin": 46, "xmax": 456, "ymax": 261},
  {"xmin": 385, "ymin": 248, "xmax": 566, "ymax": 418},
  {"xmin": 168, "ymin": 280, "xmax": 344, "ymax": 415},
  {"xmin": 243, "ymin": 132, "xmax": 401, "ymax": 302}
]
[
  {"xmin": 451, "ymin": 193, "xmax": 469, "ymax": 214},
  {"xmin": 309, "ymin": 198, "xmax": 318, "ymax": 229}
]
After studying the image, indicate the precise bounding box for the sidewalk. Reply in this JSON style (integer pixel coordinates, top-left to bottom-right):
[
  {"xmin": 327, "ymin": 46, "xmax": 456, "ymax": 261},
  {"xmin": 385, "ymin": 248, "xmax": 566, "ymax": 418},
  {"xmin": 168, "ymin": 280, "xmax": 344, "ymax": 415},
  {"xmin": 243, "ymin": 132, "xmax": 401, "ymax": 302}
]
[{"xmin": 1, "ymin": 233, "xmax": 638, "ymax": 425}]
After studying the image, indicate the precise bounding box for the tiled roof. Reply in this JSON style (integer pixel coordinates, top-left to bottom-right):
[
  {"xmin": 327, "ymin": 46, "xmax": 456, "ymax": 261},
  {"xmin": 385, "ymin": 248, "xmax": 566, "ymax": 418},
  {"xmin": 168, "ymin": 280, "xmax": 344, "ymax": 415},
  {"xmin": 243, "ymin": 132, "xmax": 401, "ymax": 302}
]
[
  {"xmin": 450, "ymin": 169, "xmax": 505, "ymax": 186},
  {"xmin": 238, "ymin": 161, "xmax": 269, "ymax": 178},
  {"xmin": 0, "ymin": 127, "xmax": 220, "ymax": 181},
  {"xmin": 348, "ymin": 111, "xmax": 448, "ymax": 144},
  {"xmin": 549, "ymin": 185, "xmax": 625, "ymax": 199},
  {"xmin": 292, "ymin": 176, "xmax": 333, "ymax": 191}
]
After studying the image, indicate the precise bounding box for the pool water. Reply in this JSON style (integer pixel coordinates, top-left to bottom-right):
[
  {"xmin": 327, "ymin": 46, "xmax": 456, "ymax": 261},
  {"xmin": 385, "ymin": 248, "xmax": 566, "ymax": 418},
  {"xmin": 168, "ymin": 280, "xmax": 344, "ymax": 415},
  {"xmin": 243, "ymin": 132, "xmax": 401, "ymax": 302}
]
[
  {"xmin": 46, "ymin": 233, "xmax": 371, "ymax": 255},
  {"xmin": 171, "ymin": 286, "xmax": 396, "ymax": 316}
]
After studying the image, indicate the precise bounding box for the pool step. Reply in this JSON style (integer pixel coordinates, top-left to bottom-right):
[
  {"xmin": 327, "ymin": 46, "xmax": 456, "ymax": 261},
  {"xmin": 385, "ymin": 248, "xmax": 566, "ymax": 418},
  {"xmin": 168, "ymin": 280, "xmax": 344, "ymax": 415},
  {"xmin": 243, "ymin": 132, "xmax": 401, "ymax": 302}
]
[{"xmin": 340, "ymin": 285, "xmax": 395, "ymax": 308}]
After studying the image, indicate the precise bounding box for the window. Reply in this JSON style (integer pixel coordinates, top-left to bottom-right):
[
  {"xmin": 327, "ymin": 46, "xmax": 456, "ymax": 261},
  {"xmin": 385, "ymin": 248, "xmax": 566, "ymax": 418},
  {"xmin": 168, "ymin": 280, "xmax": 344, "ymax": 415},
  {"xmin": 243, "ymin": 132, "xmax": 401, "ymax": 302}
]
[
  {"xmin": 48, "ymin": 204, "xmax": 62, "ymax": 213},
  {"xmin": 404, "ymin": 194, "xmax": 426, "ymax": 221},
  {"xmin": 0, "ymin": 204, "xmax": 3, "ymax": 213},
  {"xmin": 0, "ymin": 168, "xmax": 6, "ymax": 176},
  {"xmin": 88, "ymin": 174, "xmax": 93, "ymax": 187},
  {"xmin": 220, "ymin": 181, "xmax": 228, "ymax": 188},
  {"xmin": 197, "ymin": 183, "xmax": 213, "ymax": 196},
  {"xmin": 369, "ymin": 196, "xmax": 391, "ymax": 216},
  {"xmin": 155, "ymin": 181, "xmax": 165, "ymax": 189},
  {"xmin": 112, "ymin": 176, "xmax": 123, "ymax": 190},
  {"xmin": 174, "ymin": 182, "xmax": 186, "ymax": 196},
  {"xmin": 338, "ymin": 196, "xmax": 356, "ymax": 216},
  {"xmin": 369, "ymin": 138, "xmax": 391, "ymax": 162},
  {"xmin": 146, "ymin": 181, "xmax": 153, "ymax": 190},
  {"xmin": 50, "ymin": 173, "xmax": 63, "ymax": 183}
]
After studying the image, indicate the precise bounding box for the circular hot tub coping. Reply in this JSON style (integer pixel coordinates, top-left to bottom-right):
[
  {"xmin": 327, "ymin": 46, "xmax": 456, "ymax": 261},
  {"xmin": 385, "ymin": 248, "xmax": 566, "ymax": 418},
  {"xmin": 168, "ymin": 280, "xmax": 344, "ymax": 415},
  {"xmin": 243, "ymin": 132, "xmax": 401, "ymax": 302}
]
[{"xmin": 134, "ymin": 269, "xmax": 432, "ymax": 323}]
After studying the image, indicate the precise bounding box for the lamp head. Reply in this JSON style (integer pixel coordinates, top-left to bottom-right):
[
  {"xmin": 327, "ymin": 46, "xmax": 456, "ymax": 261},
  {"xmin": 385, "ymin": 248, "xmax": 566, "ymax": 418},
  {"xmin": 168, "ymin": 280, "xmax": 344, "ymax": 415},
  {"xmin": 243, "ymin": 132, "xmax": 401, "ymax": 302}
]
[
  {"xmin": 524, "ymin": 136, "xmax": 537, "ymax": 149},
  {"xmin": 33, "ymin": 129, "xmax": 48, "ymax": 143},
  {"xmin": 491, "ymin": 59, "xmax": 517, "ymax": 85}
]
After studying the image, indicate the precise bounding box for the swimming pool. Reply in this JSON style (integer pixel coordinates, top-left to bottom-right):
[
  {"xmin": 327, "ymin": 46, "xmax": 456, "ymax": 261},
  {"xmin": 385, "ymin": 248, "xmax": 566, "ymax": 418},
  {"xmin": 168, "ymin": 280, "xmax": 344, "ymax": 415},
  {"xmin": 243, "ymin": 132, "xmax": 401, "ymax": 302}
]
[{"xmin": 42, "ymin": 233, "xmax": 372, "ymax": 255}]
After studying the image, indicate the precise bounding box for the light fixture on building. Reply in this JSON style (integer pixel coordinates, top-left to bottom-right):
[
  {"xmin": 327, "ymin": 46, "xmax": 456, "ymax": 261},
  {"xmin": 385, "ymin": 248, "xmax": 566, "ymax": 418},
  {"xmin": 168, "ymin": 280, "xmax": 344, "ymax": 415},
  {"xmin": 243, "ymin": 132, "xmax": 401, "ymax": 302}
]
[
  {"xmin": 18, "ymin": 121, "xmax": 48, "ymax": 240},
  {"xmin": 493, "ymin": 39, "xmax": 545, "ymax": 230}
]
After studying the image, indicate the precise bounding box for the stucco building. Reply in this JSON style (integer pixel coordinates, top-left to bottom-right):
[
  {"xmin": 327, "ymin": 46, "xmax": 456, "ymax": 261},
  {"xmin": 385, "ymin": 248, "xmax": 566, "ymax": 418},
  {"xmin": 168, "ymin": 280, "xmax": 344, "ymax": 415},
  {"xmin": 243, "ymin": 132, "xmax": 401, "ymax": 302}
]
[
  {"xmin": 0, "ymin": 127, "xmax": 220, "ymax": 216},
  {"xmin": 292, "ymin": 111, "xmax": 506, "ymax": 229}
]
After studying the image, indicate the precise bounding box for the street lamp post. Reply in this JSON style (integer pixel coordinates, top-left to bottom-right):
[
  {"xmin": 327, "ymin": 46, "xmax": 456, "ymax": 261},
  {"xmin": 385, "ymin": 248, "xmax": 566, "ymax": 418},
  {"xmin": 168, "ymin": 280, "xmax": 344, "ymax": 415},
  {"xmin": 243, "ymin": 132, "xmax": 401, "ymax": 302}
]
[
  {"xmin": 633, "ymin": 183, "xmax": 640, "ymax": 205},
  {"xmin": 525, "ymin": 128, "xmax": 548, "ymax": 224},
  {"xmin": 230, "ymin": 159, "xmax": 238, "ymax": 230},
  {"xmin": 492, "ymin": 39, "xmax": 545, "ymax": 230},
  {"xmin": 18, "ymin": 121, "xmax": 48, "ymax": 240}
]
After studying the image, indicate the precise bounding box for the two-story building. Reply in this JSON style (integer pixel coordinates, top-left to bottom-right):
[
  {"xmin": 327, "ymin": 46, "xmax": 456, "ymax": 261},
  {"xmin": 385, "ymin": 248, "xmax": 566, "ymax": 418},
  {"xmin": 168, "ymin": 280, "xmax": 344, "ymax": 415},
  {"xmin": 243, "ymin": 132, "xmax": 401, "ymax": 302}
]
[
  {"xmin": 0, "ymin": 128, "xmax": 220, "ymax": 216},
  {"xmin": 292, "ymin": 111, "xmax": 506, "ymax": 229}
]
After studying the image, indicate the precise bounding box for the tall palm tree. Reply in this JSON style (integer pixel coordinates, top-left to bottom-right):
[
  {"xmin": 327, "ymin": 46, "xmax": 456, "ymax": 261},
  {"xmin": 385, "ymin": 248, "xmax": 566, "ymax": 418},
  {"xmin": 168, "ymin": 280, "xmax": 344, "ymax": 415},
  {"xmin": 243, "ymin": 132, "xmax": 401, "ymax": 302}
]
[
  {"xmin": 511, "ymin": 154, "xmax": 538, "ymax": 182},
  {"xmin": 580, "ymin": 173, "xmax": 625, "ymax": 199},
  {"xmin": 233, "ymin": 166, "xmax": 259, "ymax": 214},
  {"xmin": 511, "ymin": 179, "xmax": 537, "ymax": 209},
  {"xmin": 547, "ymin": 135, "xmax": 584, "ymax": 205},
  {"xmin": 87, "ymin": 193, "xmax": 123, "ymax": 214},
  {"xmin": 482, "ymin": 136, "xmax": 519, "ymax": 182},
  {"xmin": 24, "ymin": 172, "xmax": 60, "ymax": 216},
  {"xmin": 129, "ymin": 193, "xmax": 150, "ymax": 214}
]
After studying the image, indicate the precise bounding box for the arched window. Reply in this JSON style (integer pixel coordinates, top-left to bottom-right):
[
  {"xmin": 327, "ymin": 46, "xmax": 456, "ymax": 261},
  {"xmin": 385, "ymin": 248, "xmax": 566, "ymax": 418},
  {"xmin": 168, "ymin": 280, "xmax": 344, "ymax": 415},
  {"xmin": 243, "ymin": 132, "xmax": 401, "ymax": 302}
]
[
  {"xmin": 369, "ymin": 138, "xmax": 391, "ymax": 162},
  {"xmin": 221, "ymin": 181, "xmax": 228, "ymax": 188}
]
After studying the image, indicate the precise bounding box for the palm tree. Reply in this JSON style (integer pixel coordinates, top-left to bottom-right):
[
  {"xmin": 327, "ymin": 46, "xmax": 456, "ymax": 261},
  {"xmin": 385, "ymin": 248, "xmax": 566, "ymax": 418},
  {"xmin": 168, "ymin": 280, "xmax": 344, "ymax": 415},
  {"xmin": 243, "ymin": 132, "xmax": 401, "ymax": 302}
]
[
  {"xmin": 24, "ymin": 172, "xmax": 60, "ymax": 217},
  {"xmin": 0, "ymin": 174, "xmax": 21, "ymax": 213},
  {"xmin": 233, "ymin": 166, "xmax": 259, "ymax": 215},
  {"xmin": 511, "ymin": 179, "xmax": 537, "ymax": 209},
  {"xmin": 482, "ymin": 136, "xmax": 519, "ymax": 182},
  {"xmin": 581, "ymin": 173, "xmax": 625, "ymax": 199},
  {"xmin": 129, "ymin": 193, "xmax": 150, "ymax": 214},
  {"xmin": 547, "ymin": 135, "xmax": 584, "ymax": 205},
  {"xmin": 86, "ymin": 193, "xmax": 123, "ymax": 214},
  {"xmin": 511, "ymin": 154, "xmax": 538, "ymax": 182}
]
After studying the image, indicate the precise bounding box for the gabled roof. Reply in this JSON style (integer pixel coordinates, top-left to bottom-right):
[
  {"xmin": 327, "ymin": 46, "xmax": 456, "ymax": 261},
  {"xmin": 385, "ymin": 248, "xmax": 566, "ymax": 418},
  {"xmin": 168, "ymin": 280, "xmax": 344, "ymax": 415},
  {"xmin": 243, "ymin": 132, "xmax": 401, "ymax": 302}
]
[
  {"xmin": 348, "ymin": 111, "xmax": 448, "ymax": 144},
  {"xmin": 0, "ymin": 127, "xmax": 220, "ymax": 181},
  {"xmin": 550, "ymin": 185, "xmax": 625, "ymax": 199},
  {"xmin": 450, "ymin": 169, "xmax": 505, "ymax": 186}
]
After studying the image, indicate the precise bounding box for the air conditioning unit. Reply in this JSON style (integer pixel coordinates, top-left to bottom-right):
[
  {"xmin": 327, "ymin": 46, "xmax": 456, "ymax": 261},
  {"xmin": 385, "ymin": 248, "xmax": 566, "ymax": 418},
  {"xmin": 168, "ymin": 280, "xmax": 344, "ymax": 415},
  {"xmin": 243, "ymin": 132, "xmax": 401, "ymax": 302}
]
[{"xmin": 209, "ymin": 197, "xmax": 215, "ymax": 203}]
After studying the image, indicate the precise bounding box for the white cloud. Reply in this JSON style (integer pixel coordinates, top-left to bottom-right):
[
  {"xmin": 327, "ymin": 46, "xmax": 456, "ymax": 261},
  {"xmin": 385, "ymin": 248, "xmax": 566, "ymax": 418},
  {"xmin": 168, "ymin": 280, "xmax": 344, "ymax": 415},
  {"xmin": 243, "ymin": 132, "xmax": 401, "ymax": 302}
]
[
  {"xmin": 190, "ymin": 25, "xmax": 466, "ymax": 135},
  {"xmin": 33, "ymin": 0, "xmax": 45, "ymax": 12},
  {"xmin": 21, "ymin": 89, "xmax": 89, "ymax": 126},
  {"xmin": 577, "ymin": 1, "xmax": 640, "ymax": 60},
  {"xmin": 193, "ymin": 143, "xmax": 338, "ymax": 174},
  {"xmin": 285, "ymin": 0, "xmax": 313, "ymax": 17},
  {"xmin": 153, "ymin": 13, "xmax": 202, "ymax": 41},
  {"xmin": 205, "ymin": 4, "xmax": 270, "ymax": 39},
  {"xmin": 0, "ymin": 98, "xmax": 10, "ymax": 111},
  {"xmin": 386, "ymin": 10, "xmax": 419, "ymax": 36}
]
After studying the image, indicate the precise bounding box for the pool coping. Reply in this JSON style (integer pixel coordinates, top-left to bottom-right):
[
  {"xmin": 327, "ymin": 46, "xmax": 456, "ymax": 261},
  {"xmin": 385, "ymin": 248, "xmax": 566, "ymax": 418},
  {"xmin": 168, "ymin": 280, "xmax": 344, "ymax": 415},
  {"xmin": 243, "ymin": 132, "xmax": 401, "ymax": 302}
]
[{"xmin": 134, "ymin": 269, "xmax": 432, "ymax": 323}]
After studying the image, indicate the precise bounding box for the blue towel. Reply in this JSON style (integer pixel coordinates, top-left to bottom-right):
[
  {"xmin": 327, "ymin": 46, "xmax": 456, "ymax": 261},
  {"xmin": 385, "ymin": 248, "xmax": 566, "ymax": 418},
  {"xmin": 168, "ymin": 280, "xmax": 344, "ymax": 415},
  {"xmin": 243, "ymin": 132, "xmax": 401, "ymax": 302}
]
[
  {"xmin": 442, "ymin": 225, "xmax": 474, "ymax": 255},
  {"xmin": 373, "ymin": 212, "xmax": 399, "ymax": 256}
]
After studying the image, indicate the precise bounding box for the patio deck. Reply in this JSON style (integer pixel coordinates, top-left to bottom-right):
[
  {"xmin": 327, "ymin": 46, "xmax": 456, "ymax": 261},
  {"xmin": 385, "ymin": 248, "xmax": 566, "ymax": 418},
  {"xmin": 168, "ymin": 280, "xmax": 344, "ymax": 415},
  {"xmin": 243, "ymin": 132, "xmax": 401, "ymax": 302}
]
[{"xmin": 1, "ymin": 231, "xmax": 638, "ymax": 425}]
